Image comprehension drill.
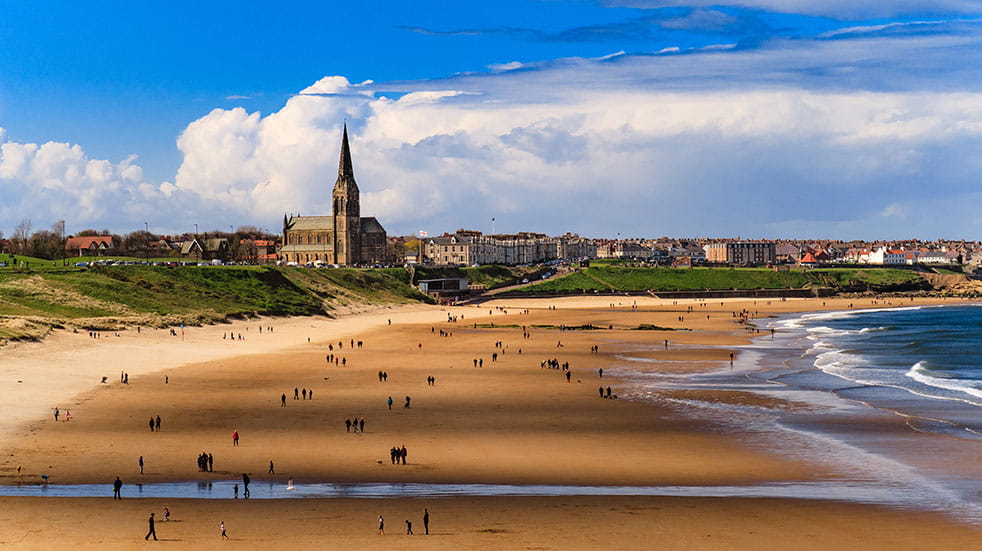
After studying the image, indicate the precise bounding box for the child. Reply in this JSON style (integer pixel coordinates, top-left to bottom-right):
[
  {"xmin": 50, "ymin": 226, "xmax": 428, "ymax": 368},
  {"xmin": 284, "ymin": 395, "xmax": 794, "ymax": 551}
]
[
  {"xmin": 163, "ymin": 507, "xmax": 170, "ymax": 521},
  {"xmin": 406, "ymin": 520, "xmax": 413, "ymax": 535},
  {"xmin": 221, "ymin": 520, "xmax": 229, "ymax": 539}
]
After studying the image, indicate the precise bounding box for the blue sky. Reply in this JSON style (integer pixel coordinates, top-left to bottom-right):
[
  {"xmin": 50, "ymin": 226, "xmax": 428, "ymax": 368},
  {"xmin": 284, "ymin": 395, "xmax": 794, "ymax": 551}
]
[{"xmin": 1, "ymin": 1, "xmax": 980, "ymax": 239}]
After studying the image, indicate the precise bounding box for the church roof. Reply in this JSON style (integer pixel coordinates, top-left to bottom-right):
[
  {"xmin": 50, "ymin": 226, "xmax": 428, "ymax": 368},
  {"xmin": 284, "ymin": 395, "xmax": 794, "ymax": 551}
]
[
  {"xmin": 286, "ymin": 216, "xmax": 334, "ymax": 231},
  {"xmin": 338, "ymin": 122, "xmax": 354, "ymax": 179},
  {"xmin": 333, "ymin": 123, "xmax": 359, "ymax": 197},
  {"xmin": 360, "ymin": 217, "xmax": 385, "ymax": 233}
]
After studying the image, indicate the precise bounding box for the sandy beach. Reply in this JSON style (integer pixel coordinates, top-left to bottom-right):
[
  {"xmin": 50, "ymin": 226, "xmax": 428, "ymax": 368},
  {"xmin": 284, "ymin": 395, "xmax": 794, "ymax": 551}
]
[{"xmin": 0, "ymin": 294, "xmax": 978, "ymax": 549}]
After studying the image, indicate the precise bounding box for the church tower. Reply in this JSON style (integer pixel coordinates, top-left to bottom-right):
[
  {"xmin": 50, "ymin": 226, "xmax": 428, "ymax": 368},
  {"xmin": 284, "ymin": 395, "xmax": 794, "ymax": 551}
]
[{"xmin": 332, "ymin": 123, "xmax": 361, "ymax": 265}]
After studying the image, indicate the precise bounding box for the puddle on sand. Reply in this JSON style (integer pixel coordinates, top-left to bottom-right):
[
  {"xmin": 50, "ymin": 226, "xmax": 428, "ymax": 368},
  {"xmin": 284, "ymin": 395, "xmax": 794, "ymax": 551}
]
[{"xmin": 0, "ymin": 480, "xmax": 979, "ymax": 523}]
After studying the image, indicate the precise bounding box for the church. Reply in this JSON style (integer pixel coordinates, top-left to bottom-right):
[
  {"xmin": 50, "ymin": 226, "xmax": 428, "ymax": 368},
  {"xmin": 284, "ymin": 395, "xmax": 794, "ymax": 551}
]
[{"xmin": 278, "ymin": 124, "xmax": 387, "ymax": 266}]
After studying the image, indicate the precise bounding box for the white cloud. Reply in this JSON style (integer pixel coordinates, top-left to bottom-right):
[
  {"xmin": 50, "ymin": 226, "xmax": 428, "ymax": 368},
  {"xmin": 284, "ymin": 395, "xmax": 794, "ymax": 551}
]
[
  {"xmin": 167, "ymin": 75, "xmax": 982, "ymax": 239},
  {"xmin": 4, "ymin": 25, "xmax": 982, "ymax": 240},
  {"xmin": 604, "ymin": 1, "xmax": 982, "ymax": 19}
]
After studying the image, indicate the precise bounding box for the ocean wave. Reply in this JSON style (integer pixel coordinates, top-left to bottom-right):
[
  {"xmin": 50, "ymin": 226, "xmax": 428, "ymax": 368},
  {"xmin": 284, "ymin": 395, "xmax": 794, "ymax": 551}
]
[
  {"xmin": 797, "ymin": 305, "xmax": 927, "ymax": 323},
  {"xmin": 807, "ymin": 326, "xmax": 855, "ymax": 337},
  {"xmin": 859, "ymin": 326, "xmax": 892, "ymax": 333},
  {"xmin": 905, "ymin": 361, "xmax": 982, "ymax": 403}
]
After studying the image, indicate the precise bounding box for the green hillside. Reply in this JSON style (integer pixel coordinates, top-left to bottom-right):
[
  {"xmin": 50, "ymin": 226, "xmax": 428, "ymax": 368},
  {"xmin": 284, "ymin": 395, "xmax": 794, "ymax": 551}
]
[
  {"xmin": 521, "ymin": 266, "xmax": 929, "ymax": 293},
  {"xmin": 0, "ymin": 265, "xmax": 429, "ymax": 343}
]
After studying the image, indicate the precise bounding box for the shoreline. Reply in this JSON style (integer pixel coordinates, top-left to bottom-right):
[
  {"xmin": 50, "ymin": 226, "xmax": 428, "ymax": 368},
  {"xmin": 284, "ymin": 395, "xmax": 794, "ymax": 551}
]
[{"xmin": 613, "ymin": 301, "xmax": 982, "ymax": 522}]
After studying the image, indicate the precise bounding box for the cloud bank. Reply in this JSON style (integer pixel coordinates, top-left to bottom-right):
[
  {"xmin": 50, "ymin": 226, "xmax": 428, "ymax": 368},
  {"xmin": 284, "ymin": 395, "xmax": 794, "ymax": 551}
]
[{"xmin": 2, "ymin": 23, "xmax": 982, "ymax": 240}]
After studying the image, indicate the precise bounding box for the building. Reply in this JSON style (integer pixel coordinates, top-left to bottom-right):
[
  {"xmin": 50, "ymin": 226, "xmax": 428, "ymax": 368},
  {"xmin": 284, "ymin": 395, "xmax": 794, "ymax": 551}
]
[
  {"xmin": 417, "ymin": 277, "xmax": 470, "ymax": 299},
  {"xmin": 279, "ymin": 125, "xmax": 387, "ymax": 265},
  {"xmin": 704, "ymin": 242, "xmax": 776, "ymax": 265},
  {"xmin": 867, "ymin": 247, "xmax": 907, "ymax": 265},
  {"xmin": 176, "ymin": 237, "xmax": 230, "ymax": 261},
  {"xmin": 421, "ymin": 230, "xmax": 596, "ymax": 266},
  {"xmin": 65, "ymin": 235, "xmax": 114, "ymax": 257}
]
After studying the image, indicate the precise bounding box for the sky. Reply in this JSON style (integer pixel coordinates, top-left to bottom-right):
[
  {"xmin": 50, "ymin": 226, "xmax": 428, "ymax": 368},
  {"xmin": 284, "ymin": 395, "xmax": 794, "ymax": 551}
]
[{"xmin": 1, "ymin": 0, "xmax": 980, "ymax": 240}]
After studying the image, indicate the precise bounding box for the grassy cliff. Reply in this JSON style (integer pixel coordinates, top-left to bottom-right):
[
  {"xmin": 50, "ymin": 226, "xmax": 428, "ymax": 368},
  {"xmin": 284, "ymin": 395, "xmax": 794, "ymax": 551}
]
[{"xmin": 0, "ymin": 265, "xmax": 429, "ymax": 344}]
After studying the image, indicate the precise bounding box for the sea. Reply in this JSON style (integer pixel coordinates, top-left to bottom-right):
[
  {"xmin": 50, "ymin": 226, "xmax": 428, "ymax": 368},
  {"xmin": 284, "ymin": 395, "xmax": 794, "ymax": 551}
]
[{"xmin": 616, "ymin": 302, "xmax": 982, "ymax": 523}]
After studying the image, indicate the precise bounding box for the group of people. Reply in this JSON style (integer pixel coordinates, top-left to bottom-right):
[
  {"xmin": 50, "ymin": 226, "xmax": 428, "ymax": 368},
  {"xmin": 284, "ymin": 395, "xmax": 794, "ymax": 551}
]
[
  {"xmin": 345, "ymin": 417, "xmax": 366, "ymax": 433},
  {"xmin": 291, "ymin": 387, "xmax": 313, "ymax": 400},
  {"xmin": 389, "ymin": 445, "xmax": 408, "ymax": 465},
  {"xmin": 148, "ymin": 415, "xmax": 161, "ymax": 432},
  {"xmin": 326, "ymin": 354, "xmax": 346, "ymax": 366},
  {"xmin": 378, "ymin": 509, "xmax": 430, "ymax": 536},
  {"xmin": 52, "ymin": 407, "xmax": 70, "ymax": 422},
  {"xmin": 222, "ymin": 332, "xmax": 245, "ymax": 340},
  {"xmin": 377, "ymin": 371, "xmax": 389, "ymax": 382},
  {"xmin": 541, "ymin": 358, "xmax": 569, "ymax": 371},
  {"xmin": 196, "ymin": 452, "xmax": 214, "ymax": 472}
]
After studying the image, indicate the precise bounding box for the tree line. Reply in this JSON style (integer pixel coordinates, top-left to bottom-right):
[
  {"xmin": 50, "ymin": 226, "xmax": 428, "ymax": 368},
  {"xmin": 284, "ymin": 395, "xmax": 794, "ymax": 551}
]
[{"xmin": 0, "ymin": 219, "xmax": 280, "ymax": 262}]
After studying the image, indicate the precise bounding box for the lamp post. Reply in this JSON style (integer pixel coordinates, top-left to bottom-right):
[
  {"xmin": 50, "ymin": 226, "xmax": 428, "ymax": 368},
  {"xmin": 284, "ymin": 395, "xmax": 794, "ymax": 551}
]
[
  {"xmin": 59, "ymin": 219, "xmax": 66, "ymax": 267},
  {"xmin": 491, "ymin": 217, "xmax": 495, "ymax": 236}
]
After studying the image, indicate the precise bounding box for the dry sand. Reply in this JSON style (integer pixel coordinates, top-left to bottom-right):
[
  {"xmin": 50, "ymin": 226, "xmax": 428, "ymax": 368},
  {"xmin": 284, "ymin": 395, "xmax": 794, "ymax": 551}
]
[{"xmin": 0, "ymin": 294, "xmax": 977, "ymax": 549}]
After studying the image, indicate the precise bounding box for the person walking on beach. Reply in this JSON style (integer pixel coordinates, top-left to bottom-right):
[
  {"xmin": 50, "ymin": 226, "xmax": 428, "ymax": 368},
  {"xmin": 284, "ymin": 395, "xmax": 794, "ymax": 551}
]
[
  {"xmin": 149, "ymin": 417, "xmax": 155, "ymax": 432},
  {"xmin": 404, "ymin": 396, "xmax": 411, "ymax": 408},
  {"xmin": 566, "ymin": 371, "xmax": 571, "ymax": 382},
  {"xmin": 155, "ymin": 415, "xmax": 161, "ymax": 431},
  {"xmin": 406, "ymin": 520, "xmax": 413, "ymax": 534},
  {"xmin": 242, "ymin": 473, "xmax": 250, "ymax": 498},
  {"xmin": 359, "ymin": 418, "xmax": 365, "ymax": 432},
  {"xmin": 113, "ymin": 476, "xmax": 122, "ymax": 499},
  {"xmin": 387, "ymin": 396, "xmax": 393, "ymax": 410},
  {"xmin": 232, "ymin": 430, "xmax": 239, "ymax": 446},
  {"xmin": 268, "ymin": 461, "xmax": 275, "ymax": 475},
  {"xmin": 378, "ymin": 515, "xmax": 384, "ymax": 535},
  {"xmin": 423, "ymin": 509, "xmax": 429, "ymax": 535},
  {"xmin": 139, "ymin": 456, "xmax": 144, "ymax": 474},
  {"xmin": 54, "ymin": 407, "xmax": 59, "ymax": 422},
  {"xmin": 221, "ymin": 520, "xmax": 229, "ymax": 539},
  {"xmin": 145, "ymin": 512, "xmax": 158, "ymax": 541},
  {"xmin": 345, "ymin": 418, "xmax": 352, "ymax": 432},
  {"xmin": 281, "ymin": 393, "xmax": 286, "ymax": 406},
  {"xmin": 163, "ymin": 507, "xmax": 170, "ymax": 521},
  {"xmin": 208, "ymin": 453, "xmax": 214, "ymax": 472}
]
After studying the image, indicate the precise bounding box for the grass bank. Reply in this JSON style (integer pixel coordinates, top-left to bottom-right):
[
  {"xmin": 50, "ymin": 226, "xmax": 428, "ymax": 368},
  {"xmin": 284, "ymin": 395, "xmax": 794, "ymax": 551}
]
[
  {"xmin": 519, "ymin": 266, "xmax": 931, "ymax": 294},
  {"xmin": 0, "ymin": 265, "xmax": 430, "ymax": 344}
]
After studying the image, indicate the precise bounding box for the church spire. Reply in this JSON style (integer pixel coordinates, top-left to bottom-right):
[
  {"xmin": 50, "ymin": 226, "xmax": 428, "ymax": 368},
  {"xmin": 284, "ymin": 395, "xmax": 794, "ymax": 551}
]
[{"xmin": 338, "ymin": 122, "xmax": 354, "ymax": 179}]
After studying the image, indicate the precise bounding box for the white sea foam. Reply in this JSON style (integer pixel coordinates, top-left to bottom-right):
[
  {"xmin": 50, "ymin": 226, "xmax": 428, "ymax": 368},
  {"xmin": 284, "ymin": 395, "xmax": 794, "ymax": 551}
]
[
  {"xmin": 806, "ymin": 326, "xmax": 854, "ymax": 338},
  {"xmin": 906, "ymin": 361, "xmax": 982, "ymax": 404},
  {"xmin": 859, "ymin": 326, "xmax": 890, "ymax": 333}
]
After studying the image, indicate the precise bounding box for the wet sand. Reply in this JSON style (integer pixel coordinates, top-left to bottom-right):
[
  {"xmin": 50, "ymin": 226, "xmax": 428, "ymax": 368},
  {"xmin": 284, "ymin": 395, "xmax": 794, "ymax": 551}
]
[{"xmin": 1, "ymin": 495, "xmax": 978, "ymax": 550}]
